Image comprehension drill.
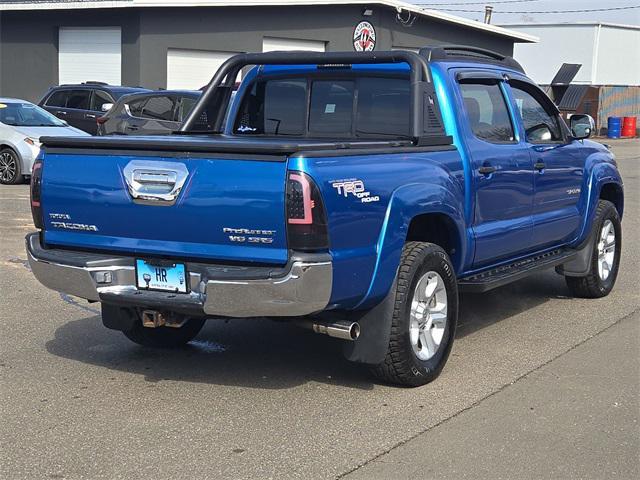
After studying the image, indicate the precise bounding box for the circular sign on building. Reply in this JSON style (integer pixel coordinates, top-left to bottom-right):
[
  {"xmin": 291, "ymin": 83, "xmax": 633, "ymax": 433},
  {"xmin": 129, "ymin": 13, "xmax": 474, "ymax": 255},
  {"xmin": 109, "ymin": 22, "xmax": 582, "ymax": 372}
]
[{"xmin": 353, "ymin": 21, "xmax": 376, "ymax": 52}]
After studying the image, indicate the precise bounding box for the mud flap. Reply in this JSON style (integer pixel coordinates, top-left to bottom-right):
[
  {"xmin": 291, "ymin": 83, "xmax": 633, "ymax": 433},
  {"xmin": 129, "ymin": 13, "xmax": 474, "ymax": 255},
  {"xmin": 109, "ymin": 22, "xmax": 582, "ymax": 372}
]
[
  {"xmin": 556, "ymin": 230, "xmax": 596, "ymax": 277},
  {"xmin": 342, "ymin": 278, "xmax": 397, "ymax": 365}
]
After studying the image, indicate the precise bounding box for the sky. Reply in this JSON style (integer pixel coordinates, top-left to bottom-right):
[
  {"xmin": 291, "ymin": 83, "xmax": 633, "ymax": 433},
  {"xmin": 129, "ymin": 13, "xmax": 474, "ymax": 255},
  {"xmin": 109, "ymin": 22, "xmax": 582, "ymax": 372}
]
[{"xmin": 416, "ymin": 0, "xmax": 640, "ymax": 26}]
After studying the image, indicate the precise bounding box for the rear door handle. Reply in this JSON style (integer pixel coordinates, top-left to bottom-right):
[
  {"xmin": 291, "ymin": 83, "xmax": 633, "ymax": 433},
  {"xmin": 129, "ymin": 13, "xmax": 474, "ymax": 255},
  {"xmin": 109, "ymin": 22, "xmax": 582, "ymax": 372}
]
[
  {"xmin": 534, "ymin": 162, "xmax": 546, "ymax": 171},
  {"xmin": 126, "ymin": 125, "xmax": 139, "ymax": 131},
  {"xmin": 56, "ymin": 110, "xmax": 67, "ymax": 116},
  {"xmin": 478, "ymin": 166, "xmax": 497, "ymax": 175}
]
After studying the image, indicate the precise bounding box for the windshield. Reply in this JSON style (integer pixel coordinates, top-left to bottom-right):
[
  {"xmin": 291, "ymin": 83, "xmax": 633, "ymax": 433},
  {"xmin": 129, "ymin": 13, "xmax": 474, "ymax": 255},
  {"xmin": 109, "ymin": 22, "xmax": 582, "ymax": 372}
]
[{"xmin": 0, "ymin": 102, "xmax": 66, "ymax": 127}]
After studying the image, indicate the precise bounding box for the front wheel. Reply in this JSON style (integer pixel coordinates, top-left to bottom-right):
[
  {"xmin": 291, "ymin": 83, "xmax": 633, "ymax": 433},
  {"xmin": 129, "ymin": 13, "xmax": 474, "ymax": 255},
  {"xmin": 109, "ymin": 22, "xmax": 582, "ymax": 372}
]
[
  {"xmin": 0, "ymin": 148, "xmax": 23, "ymax": 185},
  {"xmin": 371, "ymin": 242, "xmax": 458, "ymax": 387},
  {"xmin": 565, "ymin": 200, "xmax": 622, "ymax": 298}
]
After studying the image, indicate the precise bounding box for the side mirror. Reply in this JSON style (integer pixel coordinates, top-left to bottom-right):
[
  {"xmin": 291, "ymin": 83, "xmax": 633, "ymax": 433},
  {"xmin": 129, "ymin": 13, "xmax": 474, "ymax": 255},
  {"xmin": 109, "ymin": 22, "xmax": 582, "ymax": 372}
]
[
  {"xmin": 101, "ymin": 103, "xmax": 114, "ymax": 112},
  {"xmin": 570, "ymin": 114, "xmax": 595, "ymax": 140}
]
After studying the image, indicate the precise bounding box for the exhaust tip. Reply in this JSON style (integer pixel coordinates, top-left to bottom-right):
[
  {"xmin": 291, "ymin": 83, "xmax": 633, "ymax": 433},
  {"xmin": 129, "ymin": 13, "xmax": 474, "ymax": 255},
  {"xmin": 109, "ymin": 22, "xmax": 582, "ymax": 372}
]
[{"xmin": 349, "ymin": 322, "xmax": 361, "ymax": 340}]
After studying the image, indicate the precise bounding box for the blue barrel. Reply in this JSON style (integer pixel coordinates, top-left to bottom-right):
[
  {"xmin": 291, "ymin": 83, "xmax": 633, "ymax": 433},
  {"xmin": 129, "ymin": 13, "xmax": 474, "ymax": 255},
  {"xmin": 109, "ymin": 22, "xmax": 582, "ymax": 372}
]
[{"xmin": 608, "ymin": 117, "xmax": 622, "ymax": 138}]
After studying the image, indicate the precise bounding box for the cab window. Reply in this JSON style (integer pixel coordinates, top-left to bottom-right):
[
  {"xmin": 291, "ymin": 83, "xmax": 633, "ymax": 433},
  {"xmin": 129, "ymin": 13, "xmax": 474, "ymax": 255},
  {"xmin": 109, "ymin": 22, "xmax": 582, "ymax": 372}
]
[
  {"xmin": 235, "ymin": 78, "xmax": 307, "ymax": 135},
  {"xmin": 233, "ymin": 76, "xmax": 411, "ymax": 138},
  {"xmin": 459, "ymin": 82, "xmax": 515, "ymax": 143},
  {"xmin": 510, "ymin": 84, "xmax": 563, "ymax": 143}
]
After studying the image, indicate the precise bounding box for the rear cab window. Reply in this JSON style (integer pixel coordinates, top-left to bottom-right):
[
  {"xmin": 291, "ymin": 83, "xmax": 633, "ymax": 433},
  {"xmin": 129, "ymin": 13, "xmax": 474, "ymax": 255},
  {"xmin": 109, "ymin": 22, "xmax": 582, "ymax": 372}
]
[{"xmin": 233, "ymin": 74, "xmax": 410, "ymax": 139}]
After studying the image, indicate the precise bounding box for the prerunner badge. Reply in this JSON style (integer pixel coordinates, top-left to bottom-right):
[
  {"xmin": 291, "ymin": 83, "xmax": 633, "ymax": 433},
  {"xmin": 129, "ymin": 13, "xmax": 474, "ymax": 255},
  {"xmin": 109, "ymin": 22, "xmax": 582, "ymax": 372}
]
[{"xmin": 353, "ymin": 21, "xmax": 376, "ymax": 52}]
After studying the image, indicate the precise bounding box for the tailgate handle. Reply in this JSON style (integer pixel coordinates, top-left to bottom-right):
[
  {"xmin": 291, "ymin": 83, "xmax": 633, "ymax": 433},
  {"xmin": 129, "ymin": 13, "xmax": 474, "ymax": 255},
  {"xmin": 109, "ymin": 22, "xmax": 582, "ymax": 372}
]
[
  {"xmin": 134, "ymin": 171, "xmax": 177, "ymax": 185},
  {"xmin": 123, "ymin": 161, "xmax": 189, "ymax": 207}
]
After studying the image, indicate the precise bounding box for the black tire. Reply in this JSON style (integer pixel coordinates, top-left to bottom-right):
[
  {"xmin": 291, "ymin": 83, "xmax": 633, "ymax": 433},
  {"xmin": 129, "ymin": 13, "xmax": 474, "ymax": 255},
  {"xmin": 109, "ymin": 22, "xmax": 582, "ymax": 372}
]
[
  {"xmin": 0, "ymin": 148, "xmax": 23, "ymax": 185},
  {"xmin": 371, "ymin": 242, "xmax": 458, "ymax": 387},
  {"xmin": 565, "ymin": 200, "xmax": 622, "ymax": 298},
  {"xmin": 122, "ymin": 311, "xmax": 206, "ymax": 348}
]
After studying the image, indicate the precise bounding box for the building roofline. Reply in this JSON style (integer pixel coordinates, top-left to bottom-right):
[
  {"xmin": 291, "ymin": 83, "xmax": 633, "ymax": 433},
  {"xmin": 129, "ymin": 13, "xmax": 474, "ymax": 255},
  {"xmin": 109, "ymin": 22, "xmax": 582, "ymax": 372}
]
[
  {"xmin": 0, "ymin": 0, "xmax": 539, "ymax": 43},
  {"xmin": 501, "ymin": 21, "xmax": 640, "ymax": 31}
]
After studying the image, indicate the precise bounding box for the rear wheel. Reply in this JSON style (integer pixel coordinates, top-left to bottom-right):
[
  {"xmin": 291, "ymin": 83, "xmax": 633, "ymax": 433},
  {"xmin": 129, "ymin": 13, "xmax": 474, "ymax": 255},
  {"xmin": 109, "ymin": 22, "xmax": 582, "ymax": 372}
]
[
  {"xmin": 371, "ymin": 242, "xmax": 458, "ymax": 387},
  {"xmin": 565, "ymin": 200, "xmax": 621, "ymax": 298},
  {"xmin": 122, "ymin": 311, "xmax": 206, "ymax": 348},
  {"xmin": 0, "ymin": 148, "xmax": 23, "ymax": 185}
]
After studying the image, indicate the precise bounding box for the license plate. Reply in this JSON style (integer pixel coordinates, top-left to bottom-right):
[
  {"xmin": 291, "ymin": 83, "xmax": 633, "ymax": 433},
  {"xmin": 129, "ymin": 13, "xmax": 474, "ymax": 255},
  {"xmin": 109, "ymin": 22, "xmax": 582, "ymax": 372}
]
[{"xmin": 136, "ymin": 260, "xmax": 188, "ymax": 293}]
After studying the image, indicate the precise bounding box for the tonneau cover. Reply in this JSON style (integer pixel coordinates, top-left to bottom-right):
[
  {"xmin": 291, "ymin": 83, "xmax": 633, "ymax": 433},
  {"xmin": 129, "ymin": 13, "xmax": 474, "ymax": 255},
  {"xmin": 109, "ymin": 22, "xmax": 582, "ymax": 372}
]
[{"xmin": 41, "ymin": 134, "xmax": 414, "ymax": 155}]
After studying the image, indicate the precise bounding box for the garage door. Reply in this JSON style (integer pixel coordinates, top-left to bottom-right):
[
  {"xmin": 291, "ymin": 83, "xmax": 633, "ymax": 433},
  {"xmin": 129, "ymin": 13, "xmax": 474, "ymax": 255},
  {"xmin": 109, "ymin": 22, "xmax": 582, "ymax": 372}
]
[
  {"xmin": 59, "ymin": 27, "xmax": 121, "ymax": 85},
  {"xmin": 262, "ymin": 37, "xmax": 326, "ymax": 52},
  {"xmin": 167, "ymin": 49, "xmax": 241, "ymax": 90}
]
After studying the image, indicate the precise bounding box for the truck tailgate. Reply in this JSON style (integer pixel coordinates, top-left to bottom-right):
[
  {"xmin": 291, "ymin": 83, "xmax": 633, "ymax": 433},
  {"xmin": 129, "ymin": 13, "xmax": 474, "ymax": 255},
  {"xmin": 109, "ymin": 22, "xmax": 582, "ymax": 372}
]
[{"xmin": 40, "ymin": 151, "xmax": 289, "ymax": 264}]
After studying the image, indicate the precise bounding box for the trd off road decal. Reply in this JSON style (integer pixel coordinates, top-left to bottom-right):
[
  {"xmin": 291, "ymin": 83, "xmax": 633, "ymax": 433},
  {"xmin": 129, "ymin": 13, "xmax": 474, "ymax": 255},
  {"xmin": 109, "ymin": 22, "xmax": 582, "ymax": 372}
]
[
  {"xmin": 331, "ymin": 179, "xmax": 380, "ymax": 203},
  {"xmin": 353, "ymin": 21, "xmax": 376, "ymax": 52}
]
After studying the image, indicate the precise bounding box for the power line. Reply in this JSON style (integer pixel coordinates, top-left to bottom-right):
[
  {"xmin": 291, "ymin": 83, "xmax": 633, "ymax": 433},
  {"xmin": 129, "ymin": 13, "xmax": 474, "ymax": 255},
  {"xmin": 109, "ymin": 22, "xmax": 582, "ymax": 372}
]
[
  {"xmin": 427, "ymin": 5, "xmax": 640, "ymax": 14},
  {"xmin": 420, "ymin": 0, "xmax": 543, "ymax": 5}
]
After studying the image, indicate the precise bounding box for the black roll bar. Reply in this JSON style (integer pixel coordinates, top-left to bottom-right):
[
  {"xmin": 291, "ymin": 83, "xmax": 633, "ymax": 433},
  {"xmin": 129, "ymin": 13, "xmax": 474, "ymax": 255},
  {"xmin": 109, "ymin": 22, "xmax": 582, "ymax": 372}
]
[{"xmin": 180, "ymin": 50, "xmax": 448, "ymax": 145}]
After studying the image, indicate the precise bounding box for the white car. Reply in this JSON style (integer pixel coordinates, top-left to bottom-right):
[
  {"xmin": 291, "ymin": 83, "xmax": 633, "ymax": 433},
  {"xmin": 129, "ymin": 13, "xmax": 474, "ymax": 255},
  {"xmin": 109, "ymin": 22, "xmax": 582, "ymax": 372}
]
[{"xmin": 0, "ymin": 98, "xmax": 89, "ymax": 184}]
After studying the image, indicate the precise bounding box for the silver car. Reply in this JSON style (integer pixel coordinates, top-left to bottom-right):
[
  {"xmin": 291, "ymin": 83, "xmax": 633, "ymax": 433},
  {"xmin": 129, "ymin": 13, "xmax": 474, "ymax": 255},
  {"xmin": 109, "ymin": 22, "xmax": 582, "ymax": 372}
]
[{"xmin": 0, "ymin": 98, "xmax": 89, "ymax": 184}]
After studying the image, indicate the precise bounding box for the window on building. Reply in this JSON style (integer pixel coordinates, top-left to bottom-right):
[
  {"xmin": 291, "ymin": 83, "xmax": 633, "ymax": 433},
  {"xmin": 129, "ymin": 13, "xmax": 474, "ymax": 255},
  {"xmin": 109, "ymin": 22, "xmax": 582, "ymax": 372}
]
[{"xmin": 459, "ymin": 82, "xmax": 515, "ymax": 143}]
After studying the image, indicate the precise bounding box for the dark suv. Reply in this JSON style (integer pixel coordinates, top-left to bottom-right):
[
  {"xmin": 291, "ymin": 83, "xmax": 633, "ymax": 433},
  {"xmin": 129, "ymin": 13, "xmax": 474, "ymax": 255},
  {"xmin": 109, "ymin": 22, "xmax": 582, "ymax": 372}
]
[
  {"xmin": 39, "ymin": 82, "xmax": 149, "ymax": 134},
  {"xmin": 97, "ymin": 90, "xmax": 202, "ymax": 136}
]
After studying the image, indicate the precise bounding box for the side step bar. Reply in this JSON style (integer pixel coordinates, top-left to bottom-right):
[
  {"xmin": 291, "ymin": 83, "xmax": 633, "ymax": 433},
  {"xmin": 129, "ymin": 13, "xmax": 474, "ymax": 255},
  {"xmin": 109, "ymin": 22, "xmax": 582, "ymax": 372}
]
[{"xmin": 458, "ymin": 248, "xmax": 578, "ymax": 293}]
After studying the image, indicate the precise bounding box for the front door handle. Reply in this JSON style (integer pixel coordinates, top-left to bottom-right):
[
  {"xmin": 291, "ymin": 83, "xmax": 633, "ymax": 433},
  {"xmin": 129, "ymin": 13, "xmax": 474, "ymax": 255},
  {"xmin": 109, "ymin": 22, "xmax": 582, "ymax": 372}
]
[
  {"xmin": 478, "ymin": 166, "xmax": 497, "ymax": 175},
  {"xmin": 85, "ymin": 113, "xmax": 97, "ymax": 119},
  {"xmin": 534, "ymin": 162, "xmax": 546, "ymax": 171},
  {"xmin": 126, "ymin": 125, "xmax": 139, "ymax": 131},
  {"xmin": 533, "ymin": 145, "xmax": 556, "ymax": 153}
]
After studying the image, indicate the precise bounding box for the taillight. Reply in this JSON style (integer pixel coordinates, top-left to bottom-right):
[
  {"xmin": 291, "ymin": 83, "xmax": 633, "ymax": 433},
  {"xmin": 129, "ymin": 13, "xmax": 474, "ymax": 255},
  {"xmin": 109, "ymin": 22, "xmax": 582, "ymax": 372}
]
[
  {"xmin": 30, "ymin": 158, "xmax": 44, "ymax": 229},
  {"xmin": 286, "ymin": 171, "xmax": 329, "ymax": 251}
]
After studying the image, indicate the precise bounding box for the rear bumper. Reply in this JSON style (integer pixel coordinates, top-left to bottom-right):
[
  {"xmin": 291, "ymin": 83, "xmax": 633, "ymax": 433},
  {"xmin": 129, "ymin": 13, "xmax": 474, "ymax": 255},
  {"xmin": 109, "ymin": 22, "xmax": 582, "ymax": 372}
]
[{"xmin": 26, "ymin": 233, "xmax": 332, "ymax": 317}]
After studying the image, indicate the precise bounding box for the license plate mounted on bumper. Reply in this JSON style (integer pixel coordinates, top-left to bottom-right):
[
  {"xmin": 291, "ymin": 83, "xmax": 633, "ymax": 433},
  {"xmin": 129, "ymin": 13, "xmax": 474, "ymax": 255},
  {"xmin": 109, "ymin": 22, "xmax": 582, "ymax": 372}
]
[{"xmin": 135, "ymin": 259, "xmax": 188, "ymax": 293}]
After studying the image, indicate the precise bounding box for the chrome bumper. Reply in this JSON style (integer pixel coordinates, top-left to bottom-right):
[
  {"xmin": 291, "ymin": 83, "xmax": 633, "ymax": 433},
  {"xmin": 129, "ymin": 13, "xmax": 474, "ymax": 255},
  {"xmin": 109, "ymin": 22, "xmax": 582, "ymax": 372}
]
[{"xmin": 26, "ymin": 233, "xmax": 332, "ymax": 317}]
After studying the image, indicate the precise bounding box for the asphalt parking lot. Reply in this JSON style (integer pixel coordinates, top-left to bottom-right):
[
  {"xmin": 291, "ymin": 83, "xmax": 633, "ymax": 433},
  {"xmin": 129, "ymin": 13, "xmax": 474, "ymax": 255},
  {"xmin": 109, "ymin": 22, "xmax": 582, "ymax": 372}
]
[{"xmin": 1, "ymin": 139, "xmax": 638, "ymax": 480}]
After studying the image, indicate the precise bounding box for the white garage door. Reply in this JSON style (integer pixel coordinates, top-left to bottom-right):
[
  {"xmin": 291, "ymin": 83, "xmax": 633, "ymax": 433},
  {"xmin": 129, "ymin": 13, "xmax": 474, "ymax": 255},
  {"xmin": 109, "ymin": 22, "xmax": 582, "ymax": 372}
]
[
  {"xmin": 167, "ymin": 49, "xmax": 241, "ymax": 90},
  {"xmin": 262, "ymin": 37, "xmax": 326, "ymax": 52},
  {"xmin": 59, "ymin": 27, "xmax": 121, "ymax": 85}
]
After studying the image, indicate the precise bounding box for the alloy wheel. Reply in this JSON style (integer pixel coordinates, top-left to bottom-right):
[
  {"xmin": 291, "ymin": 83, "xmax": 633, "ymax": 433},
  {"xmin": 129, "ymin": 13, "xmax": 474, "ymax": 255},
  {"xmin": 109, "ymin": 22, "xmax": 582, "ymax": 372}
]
[{"xmin": 409, "ymin": 271, "xmax": 448, "ymax": 361}]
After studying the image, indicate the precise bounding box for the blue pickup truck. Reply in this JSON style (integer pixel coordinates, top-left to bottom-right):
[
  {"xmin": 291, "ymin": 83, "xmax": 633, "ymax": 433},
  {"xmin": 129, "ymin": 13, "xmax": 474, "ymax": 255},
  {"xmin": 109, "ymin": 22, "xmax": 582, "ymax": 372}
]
[{"xmin": 27, "ymin": 48, "xmax": 623, "ymax": 386}]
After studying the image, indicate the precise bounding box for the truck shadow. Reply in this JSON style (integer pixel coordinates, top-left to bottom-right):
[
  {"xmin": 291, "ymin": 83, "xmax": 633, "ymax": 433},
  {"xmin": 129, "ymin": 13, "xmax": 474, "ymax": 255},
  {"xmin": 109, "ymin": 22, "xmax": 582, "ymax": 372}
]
[
  {"xmin": 45, "ymin": 270, "xmax": 571, "ymax": 390},
  {"xmin": 45, "ymin": 314, "xmax": 374, "ymax": 390},
  {"xmin": 457, "ymin": 270, "xmax": 571, "ymax": 337}
]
